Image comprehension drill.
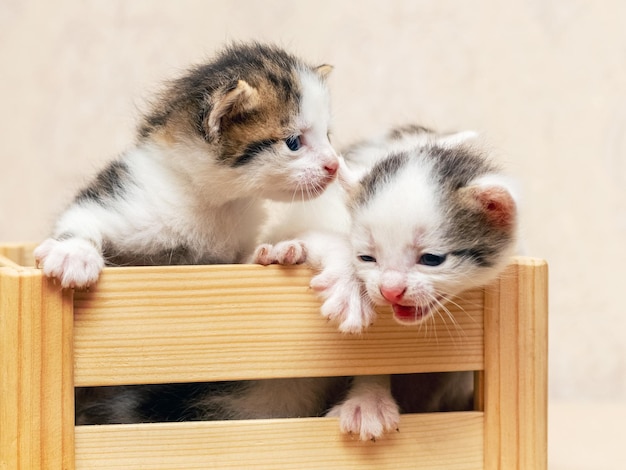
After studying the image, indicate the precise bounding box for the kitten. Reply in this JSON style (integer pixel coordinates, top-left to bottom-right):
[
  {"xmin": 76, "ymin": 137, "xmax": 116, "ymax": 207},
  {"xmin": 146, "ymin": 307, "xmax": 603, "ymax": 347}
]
[
  {"xmin": 34, "ymin": 41, "xmax": 342, "ymax": 425},
  {"xmin": 76, "ymin": 378, "xmax": 346, "ymax": 425},
  {"xmin": 255, "ymin": 125, "xmax": 518, "ymax": 440},
  {"xmin": 34, "ymin": 41, "xmax": 338, "ymax": 288}
]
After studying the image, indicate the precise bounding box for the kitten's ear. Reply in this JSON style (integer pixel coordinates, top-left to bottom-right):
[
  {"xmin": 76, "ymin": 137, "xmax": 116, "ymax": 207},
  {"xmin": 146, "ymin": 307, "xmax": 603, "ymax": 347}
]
[
  {"xmin": 436, "ymin": 130, "xmax": 479, "ymax": 148},
  {"xmin": 314, "ymin": 64, "xmax": 333, "ymax": 80},
  {"xmin": 337, "ymin": 156, "xmax": 362, "ymax": 192},
  {"xmin": 206, "ymin": 80, "xmax": 260, "ymax": 140},
  {"xmin": 460, "ymin": 179, "xmax": 517, "ymax": 229}
]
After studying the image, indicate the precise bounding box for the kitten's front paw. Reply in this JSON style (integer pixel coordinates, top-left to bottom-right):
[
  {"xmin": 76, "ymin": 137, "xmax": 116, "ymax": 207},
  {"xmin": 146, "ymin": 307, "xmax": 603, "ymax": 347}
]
[
  {"xmin": 326, "ymin": 387, "xmax": 400, "ymax": 441},
  {"xmin": 311, "ymin": 271, "xmax": 376, "ymax": 334},
  {"xmin": 251, "ymin": 240, "xmax": 307, "ymax": 266},
  {"xmin": 34, "ymin": 238, "xmax": 104, "ymax": 288}
]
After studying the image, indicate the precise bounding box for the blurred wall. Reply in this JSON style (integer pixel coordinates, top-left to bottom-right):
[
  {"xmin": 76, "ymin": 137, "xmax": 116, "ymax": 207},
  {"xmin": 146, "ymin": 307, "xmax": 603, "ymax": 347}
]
[{"xmin": 2, "ymin": 0, "xmax": 625, "ymax": 411}]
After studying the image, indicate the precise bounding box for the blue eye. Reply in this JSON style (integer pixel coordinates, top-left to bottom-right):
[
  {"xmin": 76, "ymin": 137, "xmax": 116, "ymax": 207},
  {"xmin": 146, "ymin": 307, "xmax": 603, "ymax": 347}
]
[
  {"xmin": 285, "ymin": 135, "xmax": 302, "ymax": 151},
  {"xmin": 418, "ymin": 253, "xmax": 446, "ymax": 266},
  {"xmin": 358, "ymin": 255, "xmax": 377, "ymax": 263}
]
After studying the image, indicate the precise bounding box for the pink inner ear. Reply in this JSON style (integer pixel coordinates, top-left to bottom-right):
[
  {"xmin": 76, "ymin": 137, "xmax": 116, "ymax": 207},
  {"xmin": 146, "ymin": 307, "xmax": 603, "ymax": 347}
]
[{"xmin": 469, "ymin": 186, "xmax": 516, "ymax": 228}]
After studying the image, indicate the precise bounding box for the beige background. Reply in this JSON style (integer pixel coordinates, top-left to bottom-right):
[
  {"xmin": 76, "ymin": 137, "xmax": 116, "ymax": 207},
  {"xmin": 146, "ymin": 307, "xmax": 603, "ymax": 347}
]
[{"xmin": 1, "ymin": 1, "xmax": 625, "ymax": 467}]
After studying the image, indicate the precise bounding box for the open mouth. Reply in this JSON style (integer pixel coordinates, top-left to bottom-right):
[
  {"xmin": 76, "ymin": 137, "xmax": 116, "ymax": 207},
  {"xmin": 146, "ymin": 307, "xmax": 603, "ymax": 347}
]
[
  {"xmin": 391, "ymin": 304, "xmax": 430, "ymax": 325},
  {"xmin": 390, "ymin": 296, "xmax": 443, "ymax": 325}
]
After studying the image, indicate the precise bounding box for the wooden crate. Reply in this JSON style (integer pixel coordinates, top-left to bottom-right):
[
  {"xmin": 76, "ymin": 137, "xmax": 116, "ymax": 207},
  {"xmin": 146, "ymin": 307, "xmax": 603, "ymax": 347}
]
[{"xmin": 0, "ymin": 243, "xmax": 547, "ymax": 469}]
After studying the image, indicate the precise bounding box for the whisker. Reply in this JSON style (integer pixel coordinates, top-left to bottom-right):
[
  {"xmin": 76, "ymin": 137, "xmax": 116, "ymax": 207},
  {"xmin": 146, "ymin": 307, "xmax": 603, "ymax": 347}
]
[
  {"xmin": 433, "ymin": 305, "xmax": 454, "ymax": 341},
  {"xmin": 438, "ymin": 290, "xmax": 480, "ymax": 327},
  {"xmin": 429, "ymin": 307, "xmax": 438, "ymax": 344},
  {"xmin": 435, "ymin": 296, "xmax": 468, "ymax": 345}
]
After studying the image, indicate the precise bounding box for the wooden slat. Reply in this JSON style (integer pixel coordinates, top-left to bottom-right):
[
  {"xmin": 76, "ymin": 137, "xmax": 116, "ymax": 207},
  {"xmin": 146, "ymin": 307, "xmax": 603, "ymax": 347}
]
[
  {"xmin": 0, "ymin": 242, "xmax": 36, "ymax": 267},
  {"xmin": 1, "ymin": 245, "xmax": 548, "ymax": 470},
  {"xmin": 482, "ymin": 258, "xmax": 548, "ymax": 470},
  {"xmin": 73, "ymin": 264, "xmax": 484, "ymax": 386},
  {"xmin": 0, "ymin": 266, "xmax": 75, "ymax": 470},
  {"xmin": 0, "ymin": 253, "xmax": 22, "ymax": 269},
  {"xmin": 74, "ymin": 412, "xmax": 484, "ymax": 470}
]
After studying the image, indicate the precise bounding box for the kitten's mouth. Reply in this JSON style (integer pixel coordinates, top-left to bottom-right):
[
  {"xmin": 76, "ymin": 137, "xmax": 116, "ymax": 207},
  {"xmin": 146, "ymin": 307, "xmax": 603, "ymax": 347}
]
[
  {"xmin": 391, "ymin": 304, "xmax": 430, "ymax": 325},
  {"xmin": 390, "ymin": 296, "xmax": 443, "ymax": 325}
]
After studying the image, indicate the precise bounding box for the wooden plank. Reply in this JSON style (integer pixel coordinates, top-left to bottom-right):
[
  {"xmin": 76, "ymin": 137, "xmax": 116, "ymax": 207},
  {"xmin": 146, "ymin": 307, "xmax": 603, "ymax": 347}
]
[
  {"xmin": 74, "ymin": 412, "xmax": 484, "ymax": 470},
  {"xmin": 73, "ymin": 264, "xmax": 484, "ymax": 386},
  {"xmin": 0, "ymin": 269, "xmax": 21, "ymax": 469},
  {"xmin": 0, "ymin": 242, "xmax": 36, "ymax": 267},
  {"xmin": 0, "ymin": 267, "xmax": 75, "ymax": 470},
  {"xmin": 41, "ymin": 273, "xmax": 76, "ymax": 470},
  {"xmin": 517, "ymin": 259, "xmax": 548, "ymax": 470},
  {"xmin": 1, "ymin": 245, "xmax": 548, "ymax": 469},
  {"xmin": 482, "ymin": 258, "xmax": 548, "ymax": 470},
  {"xmin": 0, "ymin": 253, "xmax": 22, "ymax": 269}
]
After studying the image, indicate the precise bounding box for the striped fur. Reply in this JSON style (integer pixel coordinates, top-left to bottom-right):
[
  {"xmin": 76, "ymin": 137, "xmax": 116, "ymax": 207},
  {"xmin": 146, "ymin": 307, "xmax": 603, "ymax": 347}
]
[
  {"xmin": 325, "ymin": 126, "xmax": 517, "ymax": 440},
  {"xmin": 254, "ymin": 124, "xmax": 519, "ymax": 440},
  {"xmin": 35, "ymin": 42, "xmax": 340, "ymax": 427},
  {"xmin": 35, "ymin": 42, "xmax": 338, "ymax": 288}
]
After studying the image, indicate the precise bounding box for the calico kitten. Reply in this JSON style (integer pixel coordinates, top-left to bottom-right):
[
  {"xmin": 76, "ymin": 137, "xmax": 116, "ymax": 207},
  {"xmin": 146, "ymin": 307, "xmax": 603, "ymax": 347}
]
[
  {"xmin": 255, "ymin": 125, "xmax": 518, "ymax": 440},
  {"xmin": 34, "ymin": 42, "xmax": 341, "ymax": 425},
  {"xmin": 34, "ymin": 42, "xmax": 338, "ymax": 288}
]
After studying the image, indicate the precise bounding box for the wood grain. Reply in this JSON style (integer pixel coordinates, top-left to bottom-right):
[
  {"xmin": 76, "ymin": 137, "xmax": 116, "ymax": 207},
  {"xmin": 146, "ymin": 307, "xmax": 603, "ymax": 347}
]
[
  {"xmin": 1, "ymin": 248, "xmax": 548, "ymax": 470},
  {"xmin": 0, "ymin": 242, "xmax": 36, "ymax": 267},
  {"xmin": 0, "ymin": 266, "xmax": 75, "ymax": 470},
  {"xmin": 74, "ymin": 412, "xmax": 484, "ymax": 470},
  {"xmin": 73, "ymin": 264, "xmax": 484, "ymax": 386},
  {"xmin": 482, "ymin": 258, "xmax": 548, "ymax": 470}
]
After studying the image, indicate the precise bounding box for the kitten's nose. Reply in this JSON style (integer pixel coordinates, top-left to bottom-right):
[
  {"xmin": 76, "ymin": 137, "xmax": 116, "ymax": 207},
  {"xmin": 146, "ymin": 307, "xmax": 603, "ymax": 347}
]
[
  {"xmin": 324, "ymin": 159, "xmax": 338, "ymax": 176},
  {"xmin": 380, "ymin": 286, "xmax": 406, "ymax": 303}
]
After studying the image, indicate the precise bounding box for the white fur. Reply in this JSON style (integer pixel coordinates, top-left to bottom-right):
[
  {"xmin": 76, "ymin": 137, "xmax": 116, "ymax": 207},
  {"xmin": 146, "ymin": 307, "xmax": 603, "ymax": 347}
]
[
  {"xmin": 257, "ymin": 128, "xmax": 517, "ymax": 440},
  {"xmin": 258, "ymin": 175, "xmax": 349, "ymax": 244},
  {"xmin": 197, "ymin": 377, "xmax": 338, "ymax": 420},
  {"xmin": 281, "ymin": 68, "xmax": 338, "ymax": 199},
  {"xmin": 343, "ymin": 129, "xmax": 479, "ymax": 183},
  {"xmin": 36, "ymin": 69, "xmax": 337, "ymax": 289},
  {"xmin": 353, "ymin": 164, "xmax": 519, "ymax": 325},
  {"xmin": 35, "ymin": 143, "xmax": 270, "ymax": 287},
  {"xmin": 34, "ymin": 238, "xmax": 104, "ymax": 288},
  {"xmin": 352, "ymin": 157, "xmax": 442, "ymax": 267},
  {"xmin": 326, "ymin": 375, "xmax": 400, "ymax": 441},
  {"xmin": 48, "ymin": 46, "xmax": 343, "ymax": 429},
  {"xmin": 254, "ymin": 177, "xmax": 380, "ymax": 333},
  {"xmin": 297, "ymin": 69, "xmax": 333, "ymax": 152},
  {"xmin": 305, "ymin": 230, "xmax": 378, "ymax": 333},
  {"xmin": 435, "ymin": 130, "xmax": 479, "ymax": 148},
  {"xmin": 351, "ymin": 157, "xmax": 454, "ymax": 319},
  {"xmin": 252, "ymin": 239, "xmax": 308, "ymax": 266}
]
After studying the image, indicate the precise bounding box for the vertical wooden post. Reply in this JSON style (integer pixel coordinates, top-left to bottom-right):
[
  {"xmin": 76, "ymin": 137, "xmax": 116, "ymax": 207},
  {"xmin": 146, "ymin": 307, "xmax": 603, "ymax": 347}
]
[
  {"xmin": 0, "ymin": 266, "xmax": 75, "ymax": 470},
  {"xmin": 482, "ymin": 258, "xmax": 548, "ymax": 469}
]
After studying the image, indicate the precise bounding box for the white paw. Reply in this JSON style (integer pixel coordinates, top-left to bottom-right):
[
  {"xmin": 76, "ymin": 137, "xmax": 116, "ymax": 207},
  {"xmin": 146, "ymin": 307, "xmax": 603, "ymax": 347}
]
[
  {"xmin": 34, "ymin": 237, "xmax": 104, "ymax": 288},
  {"xmin": 310, "ymin": 269, "xmax": 376, "ymax": 334},
  {"xmin": 326, "ymin": 387, "xmax": 400, "ymax": 441},
  {"xmin": 250, "ymin": 240, "xmax": 307, "ymax": 266}
]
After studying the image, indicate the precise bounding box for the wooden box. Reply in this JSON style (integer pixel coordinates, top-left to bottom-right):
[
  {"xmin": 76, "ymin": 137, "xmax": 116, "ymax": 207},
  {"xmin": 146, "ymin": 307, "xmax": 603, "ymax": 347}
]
[{"xmin": 0, "ymin": 243, "xmax": 547, "ymax": 469}]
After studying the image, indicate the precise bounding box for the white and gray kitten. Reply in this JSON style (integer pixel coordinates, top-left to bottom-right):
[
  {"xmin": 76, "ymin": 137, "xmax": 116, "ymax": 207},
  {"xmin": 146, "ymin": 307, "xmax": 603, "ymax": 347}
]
[
  {"xmin": 35, "ymin": 42, "xmax": 342, "ymax": 425},
  {"xmin": 256, "ymin": 124, "xmax": 518, "ymax": 440}
]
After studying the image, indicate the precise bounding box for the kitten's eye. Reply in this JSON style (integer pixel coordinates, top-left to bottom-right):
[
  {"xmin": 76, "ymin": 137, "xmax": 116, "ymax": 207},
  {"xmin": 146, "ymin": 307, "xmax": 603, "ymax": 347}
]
[
  {"xmin": 285, "ymin": 135, "xmax": 302, "ymax": 151},
  {"xmin": 418, "ymin": 253, "xmax": 446, "ymax": 266},
  {"xmin": 358, "ymin": 255, "xmax": 377, "ymax": 263}
]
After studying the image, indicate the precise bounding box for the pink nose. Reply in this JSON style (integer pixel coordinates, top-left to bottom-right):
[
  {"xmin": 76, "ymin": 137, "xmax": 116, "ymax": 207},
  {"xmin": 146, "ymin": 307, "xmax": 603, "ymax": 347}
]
[
  {"xmin": 380, "ymin": 286, "xmax": 406, "ymax": 303},
  {"xmin": 324, "ymin": 159, "xmax": 338, "ymax": 176}
]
